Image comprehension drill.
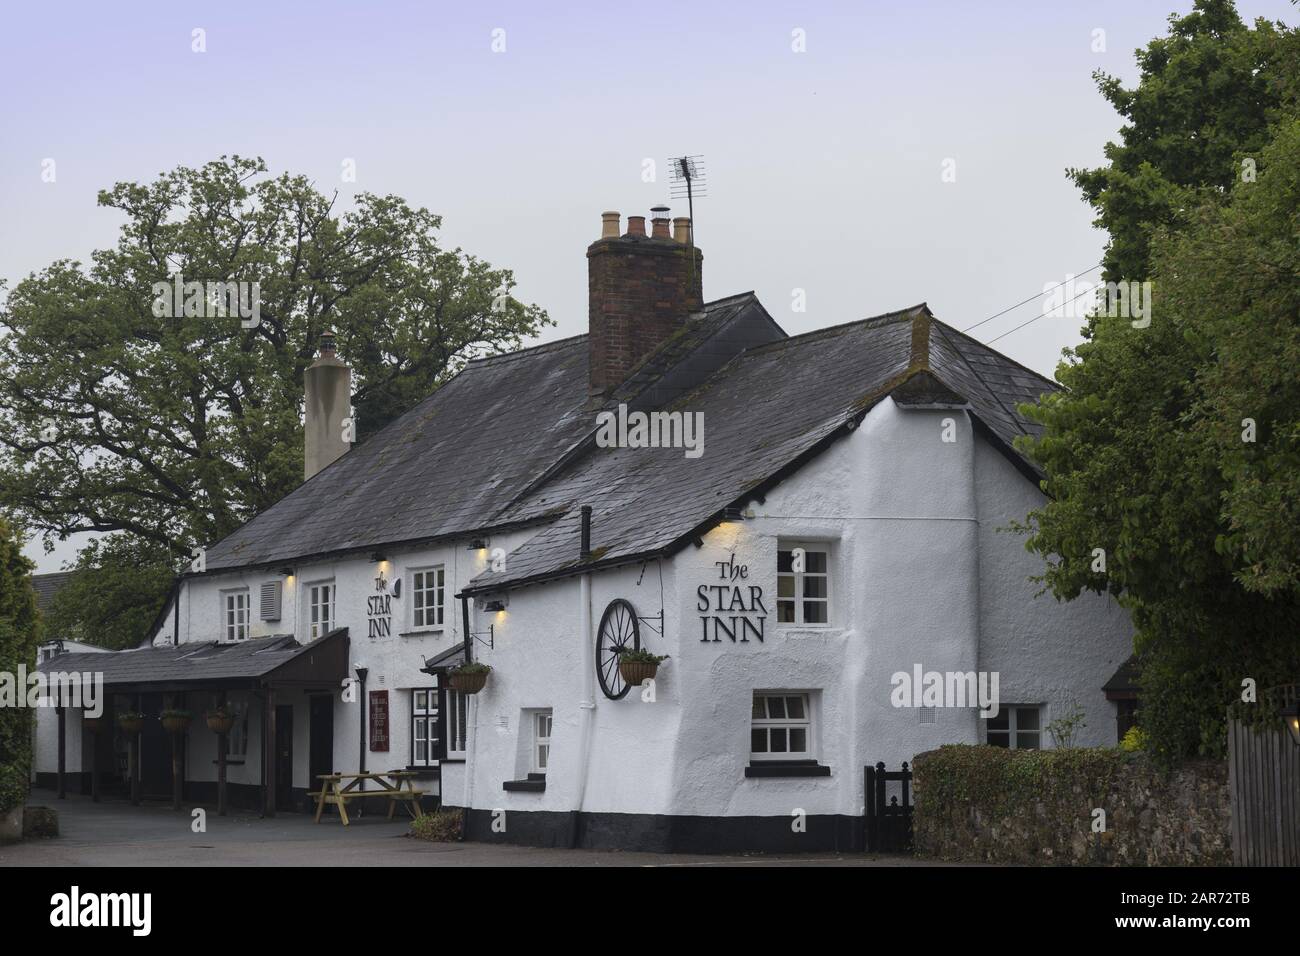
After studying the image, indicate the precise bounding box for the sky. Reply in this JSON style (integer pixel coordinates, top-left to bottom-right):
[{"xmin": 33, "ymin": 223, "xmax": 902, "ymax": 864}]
[{"xmin": 2, "ymin": 0, "xmax": 1295, "ymax": 572}]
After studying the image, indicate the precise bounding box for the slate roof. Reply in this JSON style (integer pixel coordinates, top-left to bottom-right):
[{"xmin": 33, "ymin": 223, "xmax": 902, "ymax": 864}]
[
  {"xmin": 466, "ymin": 305, "xmax": 1059, "ymax": 592},
  {"xmin": 37, "ymin": 629, "xmax": 348, "ymax": 689},
  {"xmin": 200, "ymin": 291, "xmax": 1057, "ymax": 596},
  {"xmin": 204, "ymin": 295, "xmax": 782, "ymax": 570}
]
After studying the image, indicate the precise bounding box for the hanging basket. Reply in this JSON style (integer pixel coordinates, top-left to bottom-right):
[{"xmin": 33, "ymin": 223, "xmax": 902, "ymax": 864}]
[
  {"xmin": 116, "ymin": 715, "xmax": 144, "ymax": 735},
  {"xmin": 206, "ymin": 713, "xmax": 235, "ymax": 735},
  {"xmin": 618, "ymin": 659, "xmax": 660, "ymax": 687},
  {"xmin": 450, "ymin": 670, "xmax": 489, "ymax": 695},
  {"xmin": 161, "ymin": 715, "xmax": 192, "ymax": 735}
]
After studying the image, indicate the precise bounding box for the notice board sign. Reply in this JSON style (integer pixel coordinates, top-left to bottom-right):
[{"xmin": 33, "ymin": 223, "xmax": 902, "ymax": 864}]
[{"xmin": 369, "ymin": 690, "xmax": 389, "ymax": 752}]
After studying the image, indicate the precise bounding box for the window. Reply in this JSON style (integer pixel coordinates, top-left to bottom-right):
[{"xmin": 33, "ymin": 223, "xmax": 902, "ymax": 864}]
[
  {"xmin": 308, "ymin": 582, "xmax": 334, "ymax": 640},
  {"xmin": 777, "ymin": 543, "xmax": 830, "ymax": 625},
  {"xmin": 411, "ymin": 689, "xmax": 440, "ymax": 768},
  {"xmin": 411, "ymin": 567, "xmax": 445, "ymax": 630},
  {"xmin": 986, "ymin": 705, "xmax": 1042, "ymax": 749},
  {"xmin": 444, "ymin": 688, "xmax": 468, "ymax": 759},
  {"xmin": 223, "ymin": 590, "xmax": 249, "ymax": 642},
  {"xmin": 532, "ymin": 710, "xmax": 553, "ymax": 774},
  {"xmin": 750, "ymin": 692, "xmax": 813, "ymax": 760}
]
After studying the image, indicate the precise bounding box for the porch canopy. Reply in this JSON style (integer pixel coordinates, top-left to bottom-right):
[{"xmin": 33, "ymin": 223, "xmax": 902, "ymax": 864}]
[{"xmin": 39, "ymin": 628, "xmax": 350, "ymax": 813}]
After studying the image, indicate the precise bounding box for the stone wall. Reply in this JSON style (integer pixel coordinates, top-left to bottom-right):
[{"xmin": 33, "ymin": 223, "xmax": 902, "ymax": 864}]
[{"xmin": 913, "ymin": 745, "xmax": 1231, "ymax": 865}]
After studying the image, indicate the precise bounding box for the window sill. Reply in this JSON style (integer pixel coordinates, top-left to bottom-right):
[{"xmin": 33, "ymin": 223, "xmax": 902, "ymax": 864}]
[
  {"xmin": 212, "ymin": 759, "xmax": 246, "ymax": 766},
  {"xmin": 502, "ymin": 773, "xmax": 546, "ymax": 793},
  {"xmin": 402, "ymin": 765, "xmax": 440, "ymax": 777},
  {"xmin": 398, "ymin": 628, "xmax": 445, "ymax": 639},
  {"xmin": 745, "ymin": 760, "xmax": 830, "ymax": 778}
]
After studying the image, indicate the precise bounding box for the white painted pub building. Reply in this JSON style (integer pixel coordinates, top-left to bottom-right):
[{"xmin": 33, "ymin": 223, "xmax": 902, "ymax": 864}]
[{"xmin": 35, "ymin": 209, "xmax": 1134, "ymax": 851}]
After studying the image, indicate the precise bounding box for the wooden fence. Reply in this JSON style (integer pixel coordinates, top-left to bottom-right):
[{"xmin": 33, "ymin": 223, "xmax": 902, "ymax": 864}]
[{"xmin": 1227, "ymin": 717, "xmax": 1300, "ymax": 866}]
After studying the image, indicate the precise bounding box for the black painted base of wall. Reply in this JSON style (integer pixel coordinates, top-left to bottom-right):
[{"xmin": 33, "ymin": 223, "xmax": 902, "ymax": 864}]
[{"xmin": 453, "ymin": 806, "xmax": 864, "ymax": 854}]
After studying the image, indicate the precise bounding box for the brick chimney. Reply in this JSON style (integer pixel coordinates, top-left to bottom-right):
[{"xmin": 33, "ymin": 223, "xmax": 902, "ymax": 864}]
[
  {"xmin": 304, "ymin": 329, "xmax": 352, "ymax": 480},
  {"xmin": 587, "ymin": 208, "xmax": 703, "ymax": 399}
]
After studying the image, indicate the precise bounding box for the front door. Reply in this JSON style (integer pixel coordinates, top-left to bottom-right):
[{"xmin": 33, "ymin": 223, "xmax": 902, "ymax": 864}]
[
  {"xmin": 138, "ymin": 693, "xmax": 170, "ymax": 798},
  {"xmin": 275, "ymin": 704, "xmax": 294, "ymax": 812},
  {"xmin": 308, "ymin": 695, "xmax": 334, "ymax": 797}
]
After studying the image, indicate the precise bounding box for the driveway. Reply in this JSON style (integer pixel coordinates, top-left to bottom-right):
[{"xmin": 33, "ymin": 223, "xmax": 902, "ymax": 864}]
[{"xmin": 1, "ymin": 790, "xmax": 945, "ymax": 867}]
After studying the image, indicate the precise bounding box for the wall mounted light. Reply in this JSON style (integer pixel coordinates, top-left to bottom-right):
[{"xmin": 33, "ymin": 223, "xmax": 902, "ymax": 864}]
[
  {"xmin": 722, "ymin": 505, "xmax": 745, "ymax": 521},
  {"xmin": 370, "ymin": 551, "xmax": 387, "ymax": 563},
  {"xmin": 482, "ymin": 599, "xmax": 506, "ymax": 613},
  {"xmin": 278, "ymin": 567, "xmax": 294, "ymax": 578},
  {"xmin": 468, "ymin": 538, "xmax": 487, "ymax": 550}
]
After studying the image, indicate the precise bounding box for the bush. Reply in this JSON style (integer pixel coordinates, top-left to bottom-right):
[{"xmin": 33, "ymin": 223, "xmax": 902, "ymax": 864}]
[
  {"xmin": 1120, "ymin": 725, "xmax": 1147, "ymax": 753},
  {"xmin": 409, "ymin": 809, "xmax": 463, "ymax": 842}
]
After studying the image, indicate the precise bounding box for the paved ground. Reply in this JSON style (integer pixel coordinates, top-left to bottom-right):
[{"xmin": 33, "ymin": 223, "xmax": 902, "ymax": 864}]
[{"xmin": 1, "ymin": 791, "xmax": 945, "ymax": 867}]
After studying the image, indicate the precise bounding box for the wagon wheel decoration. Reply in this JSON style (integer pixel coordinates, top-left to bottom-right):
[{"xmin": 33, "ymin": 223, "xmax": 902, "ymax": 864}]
[{"xmin": 595, "ymin": 598, "xmax": 641, "ymax": 700}]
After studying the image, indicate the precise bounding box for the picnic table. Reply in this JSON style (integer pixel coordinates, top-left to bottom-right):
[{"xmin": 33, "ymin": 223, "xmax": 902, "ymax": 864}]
[{"xmin": 312, "ymin": 771, "xmax": 427, "ymax": 825}]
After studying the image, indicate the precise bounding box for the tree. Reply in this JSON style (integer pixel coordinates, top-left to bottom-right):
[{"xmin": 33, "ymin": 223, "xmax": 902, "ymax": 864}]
[
  {"xmin": 1019, "ymin": 114, "xmax": 1300, "ymax": 765},
  {"xmin": 0, "ymin": 517, "xmax": 39, "ymax": 814},
  {"xmin": 1068, "ymin": 0, "xmax": 1299, "ymax": 284},
  {"xmin": 0, "ymin": 156, "xmax": 551, "ymax": 642}
]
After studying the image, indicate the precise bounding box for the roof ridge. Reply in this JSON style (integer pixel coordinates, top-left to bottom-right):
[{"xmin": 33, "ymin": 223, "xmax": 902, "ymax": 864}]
[
  {"xmin": 466, "ymin": 332, "xmax": 588, "ymax": 367},
  {"xmin": 740, "ymin": 303, "xmax": 929, "ymax": 357}
]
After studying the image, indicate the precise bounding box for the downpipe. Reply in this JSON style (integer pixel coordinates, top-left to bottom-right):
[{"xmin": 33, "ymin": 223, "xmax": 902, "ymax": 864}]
[{"xmin": 571, "ymin": 571, "xmax": 595, "ymax": 848}]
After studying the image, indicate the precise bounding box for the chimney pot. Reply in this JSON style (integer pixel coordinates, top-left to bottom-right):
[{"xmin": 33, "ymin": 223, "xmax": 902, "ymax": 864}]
[
  {"xmin": 672, "ymin": 217, "xmax": 691, "ymax": 244},
  {"xmin": 650, "ymin": 205, "xmax": 671, "ymax": 239},
  {"xmin": 600, "ymin": 211, "xmax": 620, "ymax": 239},
  {"xmin": 625, "ymin": 216, "xmax": 646, "ymax": 238}
]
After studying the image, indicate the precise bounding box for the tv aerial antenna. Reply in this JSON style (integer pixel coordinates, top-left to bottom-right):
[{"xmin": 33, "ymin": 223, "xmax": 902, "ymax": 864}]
[{"xmin": 668, "ymin": 154, "xmax": 706, "ymax": 292}]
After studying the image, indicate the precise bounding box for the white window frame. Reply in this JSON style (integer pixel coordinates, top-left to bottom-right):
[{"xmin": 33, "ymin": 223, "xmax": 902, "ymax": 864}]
[
  {"xmin": 444, "ymin": 687, "xmax": 468, "ymax": 760},
  {"xmin": 410, "ymin": 566, "xmax": 445, "ymax": 631},
  {"xmin": 222, "ymin": 589, "xmax": 250, "ymax": 642},
  {"xmin": 532, "ymin": 710, "xmax": 553, "ymax": 774},
  {"xmin": 411, "ymin": 688, "xmax": 439, "ymax": 768},
  {"xmin": 985, "ymin": 704, "xmax": 1043, "ymax": 750},
  {"xmin": 776, "ymin": 541, "xmax": 832, "ymax": 626},
  {"xmin": 306, "ymin": 581, "xmax": 335, "ymax": 641},
  {"xmin": 750, "ymin": 691, "xmax": 815, "ymax": 761}
]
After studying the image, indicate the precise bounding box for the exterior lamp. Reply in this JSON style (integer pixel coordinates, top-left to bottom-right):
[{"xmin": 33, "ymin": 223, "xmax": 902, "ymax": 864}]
[
  {"xmin": 722, "ymin": 505, "xmax": 745, "ymax": 521},
  {"xmin": 468, "ymin": 538, "xmax": 487, "ymax": 550},
  {"xmin": 482, "ymin": 599, "xmax": 506, "ymax": 613},
  {"xmin": 370, "ymin": 551, "xmax": 387, "ymax": 563},
  {"xmin": 278, "ymin": 566, "xmax": 294, "ymax": 578},
  {"xmin": 1282, "ymin": 700, "xmax": 1300, "ymax": 747}
]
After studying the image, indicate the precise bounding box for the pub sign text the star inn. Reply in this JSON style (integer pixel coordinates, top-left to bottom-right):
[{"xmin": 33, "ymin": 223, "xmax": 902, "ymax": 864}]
[{"xmin": 698, "ymin": 553, "xmax": 767, "ymax": 643}]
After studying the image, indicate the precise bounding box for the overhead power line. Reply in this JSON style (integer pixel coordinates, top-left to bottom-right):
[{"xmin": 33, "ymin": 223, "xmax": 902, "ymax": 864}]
[{"xmin": 960, "ymin": 264, "xmax": 1102, "ymax": 335}]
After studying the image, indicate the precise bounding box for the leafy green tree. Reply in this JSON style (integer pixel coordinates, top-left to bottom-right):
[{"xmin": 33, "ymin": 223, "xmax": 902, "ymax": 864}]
[
  {"xmin": 1019, "ymin": 115, "xmax": 1300, "ymax": 765},
  {"xmin": 43, "ymin": 536, "xmax": 175, "ymax": 651},
  {"xmin": 1068, "ymin": 0, "xmax": 1299, "ymax": 283},
  {"xmin": 0, "ymin": 518, "xmax": 39, "ymax": 813},
  {"xmin": 0, "ymin": 156, "xmax": 551, "ymax": 642}
]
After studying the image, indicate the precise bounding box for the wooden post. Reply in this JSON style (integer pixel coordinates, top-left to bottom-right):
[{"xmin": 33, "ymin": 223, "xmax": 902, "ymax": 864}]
[
  {"xmin": 170, "ymin": 729, "xmax": 183, "ymax": 810},
  {"xmin": 129, "ymin": 734, "xmax": 140, "ymax": 806},
  {"xmin": 90, "ymin": 722, "xmax": 100, "ymax": 803},
  {"xmin": 263, "ymin": 688, "xmax": 277, "ymax": 817},
  {"xmin": 217, "ymin": 731, "xmax": 228, "ymax": 816},
  {"xmin": 130, "ymin": 694, "xmax": 141, "ymax": 806},
  {"xmin": 56, "ymin": 706, "xmax": 66, "ymax": 799}
]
